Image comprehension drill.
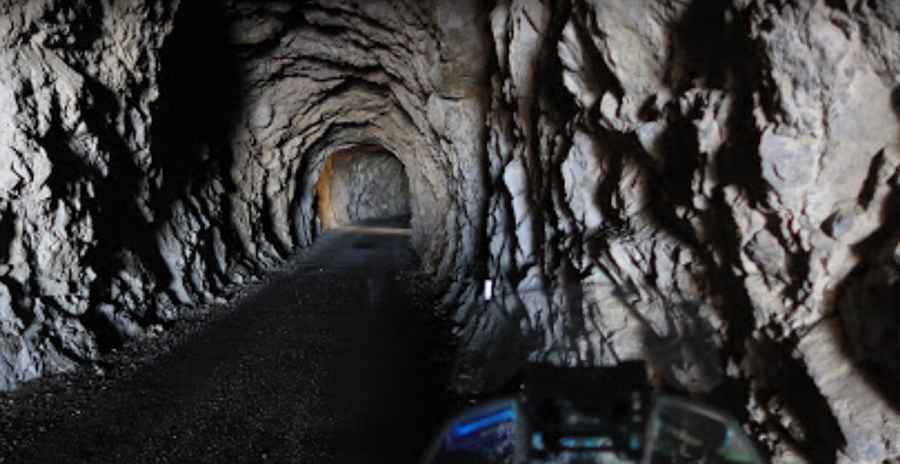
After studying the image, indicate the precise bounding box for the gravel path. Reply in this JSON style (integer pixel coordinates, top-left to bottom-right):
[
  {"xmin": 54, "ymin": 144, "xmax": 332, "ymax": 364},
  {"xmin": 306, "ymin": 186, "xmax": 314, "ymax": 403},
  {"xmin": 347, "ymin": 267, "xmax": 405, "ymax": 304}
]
[{"xmin": 0, "ymin": 226, "xmax": 455, "ymax": 463}]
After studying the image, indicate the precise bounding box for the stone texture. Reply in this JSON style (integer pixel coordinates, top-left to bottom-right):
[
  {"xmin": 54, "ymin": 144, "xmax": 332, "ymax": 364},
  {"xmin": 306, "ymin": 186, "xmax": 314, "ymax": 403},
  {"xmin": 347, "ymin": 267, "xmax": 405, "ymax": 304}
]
[
  {"xmin": 0, "ymin": 0, "xmax": 489, "ymax": 393},
  {"xmin": 0, "ymin": 0, "xmax": 181, "ymax": 390},
  {"xmin": 467, "ymin": 1, "xmax": 900, "ymax": 462},
  {"xmin": 0, "ymin": 1, "xmax": 898, "ymax": 462},
  {"xmin": 315, "ymin": 148, "xmax": 411, "ymax": 228}
]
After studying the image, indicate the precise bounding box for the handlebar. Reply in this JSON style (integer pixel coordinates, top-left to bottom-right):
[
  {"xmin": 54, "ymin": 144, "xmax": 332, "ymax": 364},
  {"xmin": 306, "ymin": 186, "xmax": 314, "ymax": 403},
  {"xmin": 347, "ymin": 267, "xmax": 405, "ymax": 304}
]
[{"xmin": 423, "ymin": 362, "xmax": 766, "ymax": 464}]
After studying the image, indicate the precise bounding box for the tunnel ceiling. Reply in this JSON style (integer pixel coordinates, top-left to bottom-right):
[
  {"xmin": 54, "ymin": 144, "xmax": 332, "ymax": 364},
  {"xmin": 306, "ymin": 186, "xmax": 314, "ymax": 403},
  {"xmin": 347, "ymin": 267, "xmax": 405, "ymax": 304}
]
[{"xmin": 0, "ymin": 1, "xmax": 899, "ymax": 462}]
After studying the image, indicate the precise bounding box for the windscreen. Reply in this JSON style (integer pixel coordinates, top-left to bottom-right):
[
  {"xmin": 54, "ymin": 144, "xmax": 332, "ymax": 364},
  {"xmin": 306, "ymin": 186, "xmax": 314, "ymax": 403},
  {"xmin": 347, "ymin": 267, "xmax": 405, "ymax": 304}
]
[{"xmin": 641, "ymin": 396, "xmax": 765, "ymax": 464}]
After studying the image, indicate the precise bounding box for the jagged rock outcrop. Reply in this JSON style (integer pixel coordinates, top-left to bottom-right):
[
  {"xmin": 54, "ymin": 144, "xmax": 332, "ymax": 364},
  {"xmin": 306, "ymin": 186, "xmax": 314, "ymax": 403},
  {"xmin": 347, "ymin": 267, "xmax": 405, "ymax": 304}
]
[
  {"xmin": 0, "ymin": 0, "xmax": 898, "ymax": 462},
  {"xmin": 0, "ymin": 0, "xmax": 182, "ymax": 389},
  {"xmin": 224, "ymin": 0, "xmax": 489, "ymax": 279},
  {"xmin": 0, "ymin": 0, "xmax": 489, "ymax": 393},
  {"xmin": 467, "ymin": 1, "xmax": 900, "ymax": 462}
]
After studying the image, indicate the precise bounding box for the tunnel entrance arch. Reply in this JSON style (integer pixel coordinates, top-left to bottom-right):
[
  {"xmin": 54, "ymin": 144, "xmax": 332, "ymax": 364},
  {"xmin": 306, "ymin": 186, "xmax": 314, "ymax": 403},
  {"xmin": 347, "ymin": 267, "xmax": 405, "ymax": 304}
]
[{"xmin": 314, "ymin": 146, "xmax": 412, "ymax": 230}]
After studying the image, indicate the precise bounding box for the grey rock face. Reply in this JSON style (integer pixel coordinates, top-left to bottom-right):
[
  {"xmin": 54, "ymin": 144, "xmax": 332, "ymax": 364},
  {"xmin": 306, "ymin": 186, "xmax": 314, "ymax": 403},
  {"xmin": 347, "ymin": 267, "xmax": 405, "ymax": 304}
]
[
  {"xmin": 315, "ymin": 148, "xmax": 411, "ymax": 228},
  {"xmin": 0, "ymin": 0, "xmax": 489, "ymax": 392},
  {"xmin": 0, "ymin": 0, "xmax": 897, "ymax": 462},
  {"xmin": 0, "ymin": 0, "xmax": 181, "ymax": 390},
  {"xmin": 466, "ymin": 1, "xmax": 900, "ymax": 462}
]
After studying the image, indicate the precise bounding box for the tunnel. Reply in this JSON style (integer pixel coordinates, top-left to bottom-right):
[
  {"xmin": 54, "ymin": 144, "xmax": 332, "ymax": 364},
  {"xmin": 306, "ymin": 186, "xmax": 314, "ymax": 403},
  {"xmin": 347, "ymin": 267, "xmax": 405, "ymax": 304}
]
[
  {"xmin": 0, "ymin": 1, "xmax": 899, "ymax": 463},
  {"xmin": 314, "ymin": 146, "xmax": 412, "ymax": 229}
]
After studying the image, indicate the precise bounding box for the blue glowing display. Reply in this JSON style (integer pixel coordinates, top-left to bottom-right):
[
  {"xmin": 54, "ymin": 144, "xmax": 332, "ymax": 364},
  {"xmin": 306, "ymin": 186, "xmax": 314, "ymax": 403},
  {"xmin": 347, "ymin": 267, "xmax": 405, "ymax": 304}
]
[{"xmin": 452, "ymin": 408, "xmax": 516, "ymax": 437}]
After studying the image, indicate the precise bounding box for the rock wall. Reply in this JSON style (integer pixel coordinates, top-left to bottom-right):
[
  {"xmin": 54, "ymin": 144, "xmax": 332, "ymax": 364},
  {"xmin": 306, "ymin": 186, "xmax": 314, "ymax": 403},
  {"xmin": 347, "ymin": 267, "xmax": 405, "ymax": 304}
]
[
  {"xmin": 0, "ymin": 0, "xmax": 490, "ymax": 394},
  {"xmin": 465, "ymin": 1, "xmax": 900, "ymax": 462},
  {"xmin": 0, "ymin": 0, "xmax": 898, "ymax": 462},
  {"xmin": 315, "ymin": 148, "xmax": 411, "ymax": 228},
  {"xmin": 0, "ymin": 0, "xmax": 183, "ymax": 390},
  {"xmin": 224, "ymin": 0, "xmax": 489, "ymax": 280}
]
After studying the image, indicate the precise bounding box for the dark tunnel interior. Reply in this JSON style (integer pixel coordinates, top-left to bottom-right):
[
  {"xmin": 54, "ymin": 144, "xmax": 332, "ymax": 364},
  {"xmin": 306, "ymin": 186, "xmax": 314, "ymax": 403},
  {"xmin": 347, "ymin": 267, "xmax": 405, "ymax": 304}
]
[
  {"xmin": 0, "ymin": 1, "xmax": 898, "ymax": 463},
  {"xmin": 314, "ymin": 146, "xmax": 412, "ymax": 230}
]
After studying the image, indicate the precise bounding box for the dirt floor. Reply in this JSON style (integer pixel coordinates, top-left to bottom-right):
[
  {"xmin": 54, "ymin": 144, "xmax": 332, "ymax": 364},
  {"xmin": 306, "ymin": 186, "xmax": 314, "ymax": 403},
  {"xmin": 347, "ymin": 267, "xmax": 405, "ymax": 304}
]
[{"xmin": 0, "ymin": 224, "xmax": 457, "ymax": 463}]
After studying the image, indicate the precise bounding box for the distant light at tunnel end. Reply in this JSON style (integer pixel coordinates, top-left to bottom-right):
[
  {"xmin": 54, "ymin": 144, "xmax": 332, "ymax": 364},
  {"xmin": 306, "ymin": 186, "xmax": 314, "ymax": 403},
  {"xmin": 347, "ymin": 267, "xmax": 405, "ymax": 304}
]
[{"xmin": 333, "ymin": 225, "xmax": 412, "ymax": 236}]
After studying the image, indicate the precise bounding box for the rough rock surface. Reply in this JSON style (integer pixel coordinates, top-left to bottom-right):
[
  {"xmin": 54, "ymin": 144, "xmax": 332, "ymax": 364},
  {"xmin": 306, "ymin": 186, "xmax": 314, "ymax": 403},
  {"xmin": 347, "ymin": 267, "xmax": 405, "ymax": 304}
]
[
  {"xmin": 469, "ymin": 1, "xmax": 900, "ymax": 462},
  {"xmin": 0, "ymin": 0, "xmax": 182, "ymax": 390},
  {"xmin": 0, "ymin": 0, "xmax": 488, "ymax": 393},
  {"xmin": 0, "ymin": 1, "xmax": 898, "ymax": 463},
  {"xmin": 315, "ymin": 148, "xmax": 411, "ymax": 228}
]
